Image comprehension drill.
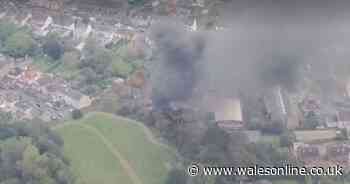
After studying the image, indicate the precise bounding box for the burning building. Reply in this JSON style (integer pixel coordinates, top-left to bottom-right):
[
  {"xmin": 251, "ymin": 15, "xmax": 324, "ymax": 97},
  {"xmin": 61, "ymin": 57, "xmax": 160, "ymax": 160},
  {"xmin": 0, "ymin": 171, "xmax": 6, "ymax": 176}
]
[
  {"xmin": 263, "ymin": 86, "xmax": 288, "ymax": 125},
  {"xmin": 202, "ymin": 95, "xmax": 244, "ymax": 131}
]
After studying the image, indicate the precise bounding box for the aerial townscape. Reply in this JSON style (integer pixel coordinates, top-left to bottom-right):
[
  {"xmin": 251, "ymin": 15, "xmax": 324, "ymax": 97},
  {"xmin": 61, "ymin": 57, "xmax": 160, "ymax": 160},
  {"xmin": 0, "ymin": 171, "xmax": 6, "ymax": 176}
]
[{"xmin": 1, "ymin": 0, "xmax": 350, "ymax": 184}]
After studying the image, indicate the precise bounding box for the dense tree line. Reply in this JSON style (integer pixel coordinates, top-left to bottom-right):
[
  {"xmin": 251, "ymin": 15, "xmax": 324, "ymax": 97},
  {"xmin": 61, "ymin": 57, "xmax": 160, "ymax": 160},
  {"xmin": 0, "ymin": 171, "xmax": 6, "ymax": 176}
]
[
  {"xmin": 0, "ymin": 116, "xmax": 74, "ymax": 184},
  {"xmin": 143, "ymin": 109, "xmax": 300, "ymax": 184},
  {"xmin": 73, "ymin": 39, "xmax": 137, "ymax": 95},
  {"xmin": 0, "ymin": 21, "xmax": 36, "ymax": 59}
]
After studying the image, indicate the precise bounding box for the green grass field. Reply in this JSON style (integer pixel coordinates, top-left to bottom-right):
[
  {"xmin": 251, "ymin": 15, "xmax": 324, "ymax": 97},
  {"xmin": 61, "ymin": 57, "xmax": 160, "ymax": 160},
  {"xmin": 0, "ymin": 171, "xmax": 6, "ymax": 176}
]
[
  {"xmin": 55, "ymin": 112, "xmax": 176, "ymax": 184},
  {"xmin": 259, "ymin": 135, "xmax": 280, "ymax": 147}
]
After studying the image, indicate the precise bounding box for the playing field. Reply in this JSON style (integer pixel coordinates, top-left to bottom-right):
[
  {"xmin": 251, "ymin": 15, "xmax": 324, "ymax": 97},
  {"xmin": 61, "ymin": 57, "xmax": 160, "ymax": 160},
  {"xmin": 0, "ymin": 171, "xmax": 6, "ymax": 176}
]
[{"xmin": 55, "ymin": 112, "xmax": 176, "ymax": 184}]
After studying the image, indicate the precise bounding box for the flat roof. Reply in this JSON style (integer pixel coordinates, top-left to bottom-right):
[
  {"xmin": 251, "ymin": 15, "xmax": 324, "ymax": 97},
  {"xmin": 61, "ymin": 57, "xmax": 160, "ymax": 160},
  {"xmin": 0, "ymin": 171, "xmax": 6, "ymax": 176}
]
[
  {"xmin": 213, "ymin": 98, "xmax": 242, "ymax": 122},
  {"xmin": 295, "ymin": 130, "xmax": 337, "ymax": 143}
]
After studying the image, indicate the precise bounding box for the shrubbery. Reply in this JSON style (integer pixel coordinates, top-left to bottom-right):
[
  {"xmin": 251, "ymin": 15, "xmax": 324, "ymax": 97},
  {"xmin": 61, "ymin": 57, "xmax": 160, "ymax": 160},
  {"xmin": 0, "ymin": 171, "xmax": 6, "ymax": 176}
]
[
  {"xmin": 128, "ymin": 0, "xmax": 145, "ymax": 6},
  {"xmin": 43, "ymin": 37, "xmax": 64, "ymax": 60},
  {"xmin": 61, "ymin": 51, "xmax": 81, "ymax": 70},
  {"xmin": 111, "ymin": 57, "xmax": 133, "ymax": 78},
  {"xmin": 0, "ymin": 120, "xmax": 74, "ymax": 184},
  {"xmin": 0, "ymin": 21, "xmax": 18, "ymax": 42},
  {"xmin": 75, "ymin": 40, "xmax": 136, "ymax": 95},
  {"xmin": 4, "ymin": 30, "xmax": 36, "ymax": 58},
  {"xmin": 72, "ymin": 109, "xmax": 83, "ymax": 120},
  {"xmin": 280, "ymin": 131, "xmax": 296, "ymax": 147},
  {"xmin": 165, "ymin": 169, "xmax": 188, "ymax": 184}
]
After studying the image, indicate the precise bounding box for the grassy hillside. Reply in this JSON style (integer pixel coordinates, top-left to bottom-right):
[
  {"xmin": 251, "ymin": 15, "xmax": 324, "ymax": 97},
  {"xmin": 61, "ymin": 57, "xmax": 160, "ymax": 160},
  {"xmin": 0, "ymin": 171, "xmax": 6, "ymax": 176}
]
[
  {"xmin": 58, "ymin": 124, "xmax": 134, "ymax": 184},
  {"xmin": 55, "ymin": 112, "xmax": 176, "ymax": 184}
]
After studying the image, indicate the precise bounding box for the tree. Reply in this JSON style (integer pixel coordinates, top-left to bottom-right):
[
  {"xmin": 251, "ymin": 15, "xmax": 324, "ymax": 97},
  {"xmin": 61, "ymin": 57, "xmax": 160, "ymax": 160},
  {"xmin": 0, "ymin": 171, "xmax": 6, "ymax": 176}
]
[
  {"xmin": 72, "ymin": 109, "xmax": 83, "ymax": 120},
  {"xmin": 81, "ymin": 84, "xmax": 99, "ymax": 96},
  {"xmin": 61, "ymin": 51, "xmax": 81, "ymax": 70},
  {"xmin": 4, "ymin": 31, "xmax": 35, "ymax": 58},
  {"xmin": 81, "ymin": 43, "xmax": 113, "ymax": 78},
  {"xmin": 89, "ymin": 49, "xmax": 113, "ymax": 74},
  {"xmin": 336, "ymin": 128, "xmax": 348, "ymax": 140},
  {"xmin": 246, "ymin": 142, "xmax": 293, "ymax": 167},
  {"xmin": 199, "ymin": 124, "xmax": 230, "ymax": 164},
  {"xmin": 20, "ymin": 143, "xmax": 44, "ymax": 180},
  {"xmin": 201, "ymin": 124, "xmax": 229, "ymax": 150},
  {"xmin": 95, "ymin": 92, "xmax": 120, "ymax": 113},
  {"xmin": 79, "ymin": 67, "xmax": 98, "ymax": 85},
  {"xmin": 0, "ymin": 112, "xmax": 13, "ymax": 124},
  {"xmin": 0, "ymin": 21, "xmax": 18, "ymax": 42},
  {"xmin": 111, "ymin": 57, "xmax": 133, "ymax": 78},
  {"xmin": 0, "ymin": 121, "xmax": 74, "ymax": 184},
  {"xmin": 246, "ymin": 117, "xmax": 263, "ymax": 130},
  {"xmin": 303, "ymin": 112, "xmax": 320, "ymax": 130},
  {"xmin": 0, "ymin": 178, "xmax": 21, "ymax": 184},
  {"xmin": 43, "ymin": 37, "xmax": 64, "ymax": 60},
  {"xmin": 261, "ymin": 119, "xmax": 285, "ymax": 134},
  {"xmin": 128, "ymin": 0, "xmax": 144, "ymax": 6},
  {"xmin": 165, "ymin": 169, "xmax": 188, "ymax": 184},
  {"xmin": 280, "ymin": 131, "xmax": 296, "ymax": 147}
]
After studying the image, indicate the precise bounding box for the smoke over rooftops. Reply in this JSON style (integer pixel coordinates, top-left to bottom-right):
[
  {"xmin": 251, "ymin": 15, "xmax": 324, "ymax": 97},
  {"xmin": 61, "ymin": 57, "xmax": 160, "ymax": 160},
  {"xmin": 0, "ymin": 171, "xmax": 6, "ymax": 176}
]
[{"xmin": 149, "ymin": 2, "xmax": 350, "ymax": 109}]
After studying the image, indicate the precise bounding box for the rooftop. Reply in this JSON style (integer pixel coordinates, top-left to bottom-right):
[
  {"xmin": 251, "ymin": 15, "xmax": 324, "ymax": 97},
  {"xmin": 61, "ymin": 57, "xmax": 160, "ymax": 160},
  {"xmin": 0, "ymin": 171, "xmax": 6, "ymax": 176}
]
[
  {"xmin": 294, "ymin": 130, "xmax": 338, "ymax": 143},
  {"xmin": 204, "ymin": 96, "xmax": 243, "ymax": 122}
]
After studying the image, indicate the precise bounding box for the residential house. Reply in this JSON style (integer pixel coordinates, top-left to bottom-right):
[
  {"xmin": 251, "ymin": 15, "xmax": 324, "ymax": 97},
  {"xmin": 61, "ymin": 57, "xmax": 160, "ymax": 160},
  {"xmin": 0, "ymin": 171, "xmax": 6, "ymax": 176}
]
[
  {"xmin": 326, "ymin": 144, "xmax": 350, "ymax": 166},
  {"xmin": 294, "ymin": 142, "xmax": 321, "ymax": 164},
  {"xmin": 18, "ymin": 66, "xmax": 42, "ymax": 85},
  {"xmin": 0, "ymin": 61, "xmax": 91, "ymax": 121},
  {"xmin": 294, "ymin": 142, "xmax": 350, "ymax": 168}
]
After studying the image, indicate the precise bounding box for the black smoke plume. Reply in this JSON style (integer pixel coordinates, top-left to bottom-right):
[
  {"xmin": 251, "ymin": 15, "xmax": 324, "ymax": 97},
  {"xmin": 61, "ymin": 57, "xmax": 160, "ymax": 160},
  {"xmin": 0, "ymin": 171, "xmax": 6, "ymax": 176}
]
[
  {"xmin": 149, "ymin": 21, "xmax": 205, "ymax": 109},
  {"xmin": 150, "ymin": 0, "xmax": 350, "ymax": 109}
]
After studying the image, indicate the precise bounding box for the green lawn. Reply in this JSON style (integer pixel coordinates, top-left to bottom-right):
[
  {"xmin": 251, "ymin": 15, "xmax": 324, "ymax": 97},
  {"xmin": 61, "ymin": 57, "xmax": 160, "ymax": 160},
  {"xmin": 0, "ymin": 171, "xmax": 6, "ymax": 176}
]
[
  {"xmin": 55, "ymin": 112, "xmax": 176, "ymax": 184},
  {"xmin": 52, "ymin": 63, "xmax": 80, "ymax": 80},
  {"xmin": 259, "ymin": 135, "xmax": 280, "ymax": 147},
  {"xmin": 58, "ymin": 124, "xmax": 134, "ymax": 184},
  {"xmin": 32, "ymin": 55, "xmax": 80, "ymax": 80},
  {"xmin": 32, "ymin": 55, "xmax": 60, "ymax": 72}
]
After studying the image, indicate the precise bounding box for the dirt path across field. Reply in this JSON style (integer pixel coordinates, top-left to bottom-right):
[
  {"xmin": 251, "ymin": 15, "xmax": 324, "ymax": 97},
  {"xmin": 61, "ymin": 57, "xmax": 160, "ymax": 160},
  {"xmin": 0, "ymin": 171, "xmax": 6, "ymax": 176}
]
[
  {"xmin": 53, "ymin": 112, "xmax": 178, "ymax": 180},
  {"xmin": 53, "ymin": 113, "xmax": 143, "ymax": 184},
  {"xmin": 80, "ymin": 123, "xmax": 143, "ymax": 184}
]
